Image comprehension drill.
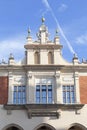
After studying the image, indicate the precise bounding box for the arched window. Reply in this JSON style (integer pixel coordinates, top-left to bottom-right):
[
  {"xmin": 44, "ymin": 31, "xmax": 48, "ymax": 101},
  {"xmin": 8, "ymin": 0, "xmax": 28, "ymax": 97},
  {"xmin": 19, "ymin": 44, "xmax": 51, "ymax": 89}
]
[
  {"xmin": 68, "ymin": 123, "xmax": 86, "ymax": 130},
  {"xmin": 7, "ymin": 126, "xmax": 20, "ymax": 130},
  {"xmin": 34, "ymin": 51, "xmax": 40, "ymax": 64},
  {"xmin": 2, "ymin": 124, "xmax": 24, "ymax": 130},
  {"xmin": 48, "ymin": 52, "xmax": 53, "ymax": 64},
  {"xmin": 34, "ymin": 123, "xmax": 56, "ymax": 130}
]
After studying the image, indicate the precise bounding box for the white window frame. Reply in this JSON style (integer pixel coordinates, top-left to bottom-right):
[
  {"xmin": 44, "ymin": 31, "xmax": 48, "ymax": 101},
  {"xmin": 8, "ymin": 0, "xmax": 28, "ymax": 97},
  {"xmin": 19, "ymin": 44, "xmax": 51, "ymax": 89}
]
[
  {"xmin": 13, "ymin": 85, "xmax": 26, "ymax": 104},
  {"xmin": 35, "ymin": 78, "xmax": 53, "ymax": 104},
  {"xmin": 62, "ymin": 84, "xmax": 76, "ymax": 104}
]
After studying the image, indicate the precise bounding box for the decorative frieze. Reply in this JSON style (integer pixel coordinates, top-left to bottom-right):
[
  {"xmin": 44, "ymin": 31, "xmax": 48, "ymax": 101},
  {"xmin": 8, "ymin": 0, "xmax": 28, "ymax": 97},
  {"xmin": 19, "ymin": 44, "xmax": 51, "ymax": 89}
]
[
  {"xmin": 62, "ymin": 77, "xmax": 73, "ymax": 82},
  {"xmin": 14, "ymin": 76, "xmax": 26, "ymax": 84}
]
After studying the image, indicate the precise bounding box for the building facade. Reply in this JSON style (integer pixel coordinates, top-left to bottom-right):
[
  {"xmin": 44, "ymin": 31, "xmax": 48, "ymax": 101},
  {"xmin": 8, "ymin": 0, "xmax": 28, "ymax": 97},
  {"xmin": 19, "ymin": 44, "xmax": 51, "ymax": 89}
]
[{"xmin": 0, "ymin": 18, "xmax": 87, "ymax": 130}]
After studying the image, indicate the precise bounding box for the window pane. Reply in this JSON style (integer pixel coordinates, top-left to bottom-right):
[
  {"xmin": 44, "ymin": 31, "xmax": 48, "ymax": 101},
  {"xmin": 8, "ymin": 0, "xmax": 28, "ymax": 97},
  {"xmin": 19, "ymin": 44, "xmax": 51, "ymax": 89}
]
[
  {"xmin": 36, "ymin": 91, "xmax": 40, "ymax": 97},
  {"xmin": 63, "ymin": 86, "xmax": 66, "ymax": 91},
  {"xmin": 36, "ymin": 85, "xmax": 40, "ymax": 103},
  {"xmin": 42, "ymin": 98, "xmax": 47, "ymax": 103},
  {"xmin": 18, "ymin": 98, "xmax": 21, "ymax": 104},
  {"xmin": 42, "ymin": 85, "xmax": 46, "ymax": 90},
  {"xmin": 48, "ymin": 98, "xmax": 52, "ymax": 103},
  {"xmin": 13, "ymin": 99, "xmax": 17, "ymax": 104},
  {"xmin": 18, "ymin": 86, "xmax": 22, "ymax": 91},
  {"xmin": 71, "ymin": 91, "xmax": 75, "ymax": 103},
  {"xmin": 71, "ymin": 91, "xmax": 74, "ymax": 97},
  {"xmin": 48, "ymin": 85, "xmax": 52, "ymax": 89},
  {"xmin": 14, "ymin": 92, "xmax": 17, "ymax": 98},
  {"xmin": 62, "ymin": 85, "xmax": 75, "ymax": 104},
  {"xmin": 36, "ymin": 85, "xmax": 40, "ymax": 89},
  {"xmin": 63, "ymin": 91, "xmax": 66, "ymax": 98},
  {"xmin": 22, "ymin": 98, "xmax": 26, "ymax": 104},
  {"xmin": 67, "ymin": 91, "xmax": 70, "ymax": 97},
  {"xmin": 22, "ymin": 86, "xmax": 26, "ymax": 91},
  {"xmin": 42, "ymin": 91, "xmax": 46, "ymax": 97},
  {"xmin": 63, "ymin": 91, "xmax": 66, "ymax": 103},
  {"xmin": 22, "ymin": 92, "xmax": 26, "ymax": 98},
  {"xmin": 13, "ymin": 86, "xmax": 26, "ymax": 104},
  {"xmin": 63, "ymin": 98, "xmax": 66, "ymax": 103},
  {"xmin": 67, "ymin": 86, "xmax": 70, "ymax": 91},
  {"xmin": 71, "ymin": 85, "xmax": 74, "ymax": 91},
  {"xmin": 67, "ymin": 98, "xmax": 70, "ymax": 103},
  {"xmin": 36, "ymin": 98, "xmax": 40, "ymax": 103},
  {"xmin": 14, "ymin": 86, "xmax": 17, "ymax": 91},
  {"xmin": 48, "ymin": 91, "xmax": 52, "ymax": 97}
]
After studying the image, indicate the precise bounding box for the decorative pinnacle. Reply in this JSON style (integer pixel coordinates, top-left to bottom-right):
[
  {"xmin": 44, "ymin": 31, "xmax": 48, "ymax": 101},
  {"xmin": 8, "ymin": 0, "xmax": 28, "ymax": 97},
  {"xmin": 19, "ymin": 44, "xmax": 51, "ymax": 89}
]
[
  {"xmin": 73, "ymin": 53, "xmax": 78, "ymax": 59},
  {"xmin": 2, "ymin": 59, "xmax": 5, "ymax": 63},
  {"xmin": 9, "ymin": 53, "xmax": 14, "ymax": 60},
  {"xmin": 56, "ymin": 29, "xmax": 59, "ymax": 35},
  {"xmin": 42, "ymin": 17, "xmax": 45, "ymax": 24},
  {"xmin": 28, "ymin": 28, "xmax": 31, "ymax": 36}
]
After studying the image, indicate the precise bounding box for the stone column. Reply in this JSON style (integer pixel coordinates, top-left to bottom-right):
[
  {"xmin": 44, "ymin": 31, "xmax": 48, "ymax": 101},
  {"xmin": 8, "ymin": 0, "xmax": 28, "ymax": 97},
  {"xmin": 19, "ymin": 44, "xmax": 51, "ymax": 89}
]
[{"xmin": 8, "ymin": 72, "xmax": 13, "ymax": 104}]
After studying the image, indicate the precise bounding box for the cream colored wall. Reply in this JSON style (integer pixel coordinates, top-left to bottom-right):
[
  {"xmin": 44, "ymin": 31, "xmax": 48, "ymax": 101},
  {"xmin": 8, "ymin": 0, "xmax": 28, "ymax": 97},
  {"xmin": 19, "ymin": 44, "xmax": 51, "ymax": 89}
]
[
  {"xmin": 27, "ymin": 49, "xmax": 34, "ymax": 64},
  {"xmin": 0, "ymin": 105, "xmax": 87, "ymax": 130},
  {"xmin": 26, "ymin": 47, "xmax": 71, "ymax": 65},
  {"xmin": 40, "ymin": 50, "xmax": 48, "ymax": 64}
]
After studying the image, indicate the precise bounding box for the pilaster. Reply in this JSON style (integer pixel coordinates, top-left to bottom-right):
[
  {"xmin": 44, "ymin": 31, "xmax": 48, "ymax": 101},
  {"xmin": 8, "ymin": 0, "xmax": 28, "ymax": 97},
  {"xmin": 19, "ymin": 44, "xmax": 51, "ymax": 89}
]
[
  {"xmin": 55, "ymin": 71, "xmax": 62, "ymax": 104},
  {"xmin": 26, "ymin": 71, "xmax": 34, "ymax": 104},
  {"xmin": 74, "ymin": 72, "xmax": 80, "ymax": 103},
  {"xmin": 8, "ymin": 72, "xmax": 13, "ymax": 104}
]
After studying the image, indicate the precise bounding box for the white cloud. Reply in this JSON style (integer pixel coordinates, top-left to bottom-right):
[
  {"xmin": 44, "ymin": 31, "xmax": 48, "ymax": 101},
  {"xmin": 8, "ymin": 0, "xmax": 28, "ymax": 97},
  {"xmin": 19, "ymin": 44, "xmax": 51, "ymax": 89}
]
[
  {"xmin": 0, "ymin": 35, "xmax": 26, "ymax": 62},
  {"xmin": 76, "ymin": 33, "xmax": 87, "ymax": 44},
  {"xmin": 58, "ymin": 3, "xmax": 68, "ymax": 12}
]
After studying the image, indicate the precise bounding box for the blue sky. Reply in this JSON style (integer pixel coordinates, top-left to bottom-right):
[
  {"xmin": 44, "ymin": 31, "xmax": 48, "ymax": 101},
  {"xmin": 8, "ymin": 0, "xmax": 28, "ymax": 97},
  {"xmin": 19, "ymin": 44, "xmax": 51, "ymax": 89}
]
[{"xmin": 0, "ymin": 0, "xmax": 87, "ymax": 63}]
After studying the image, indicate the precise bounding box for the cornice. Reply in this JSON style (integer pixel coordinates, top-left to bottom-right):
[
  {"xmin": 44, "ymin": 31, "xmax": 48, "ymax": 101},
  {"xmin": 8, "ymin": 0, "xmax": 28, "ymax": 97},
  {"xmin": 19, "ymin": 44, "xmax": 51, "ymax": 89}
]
[
  {"xmin": 0, "ymin": 64, "xmax": 87, "ymax": 72},
  {"xmin": 4, "ymin": 104, "xmax": 84, "ymax": 119},
  {"xmin": 24, "ymin": 44, "xmax": 63, "ymax": 50}
]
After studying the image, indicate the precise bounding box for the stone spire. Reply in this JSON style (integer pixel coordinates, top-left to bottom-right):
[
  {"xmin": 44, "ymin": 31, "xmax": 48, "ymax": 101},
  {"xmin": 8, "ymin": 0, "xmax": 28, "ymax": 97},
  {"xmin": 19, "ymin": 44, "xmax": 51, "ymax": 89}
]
[
  {"xmin": 72, "ymin": 53, "xmax": 79, "ymax": 64},
  {"xmin": 8, "ymin": 53, "xmax": 15, "ymax": 65},
  {"xmin": 54, "ymin": 29, "xmax": 60, "ymax": 44},
  {"xmin": 37, "ymin": 17, "xmax": 49, "ymax": 44},
  {"xmin": 1, "ymin": 59, "xmax": 6, "ymax": 64},
  {"xmin": 26, "ymin": 28, "xmax": 32, "ymax": 44}
]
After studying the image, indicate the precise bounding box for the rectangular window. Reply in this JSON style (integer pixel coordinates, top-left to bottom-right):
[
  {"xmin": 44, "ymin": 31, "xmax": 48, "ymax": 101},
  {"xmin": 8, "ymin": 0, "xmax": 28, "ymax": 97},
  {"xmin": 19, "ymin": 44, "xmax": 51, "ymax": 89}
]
[
  {"xmin": 62, "ymin": 85, "xmax": 75, "ymax": 104},
  {"xmin": 48, "ymin": 85, "xmax": 52, "ymax": 103},
  {"xmin": 36, "ymin": 85, "xmax": 40, "ymax": 103},
  {"xmin": 36, "ymin": 79, "xmax": 53, "ymax": 104},
  {"xmin": 13, "ymin": 86, "xmax": 26, "ymax": 104}
]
